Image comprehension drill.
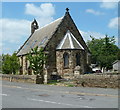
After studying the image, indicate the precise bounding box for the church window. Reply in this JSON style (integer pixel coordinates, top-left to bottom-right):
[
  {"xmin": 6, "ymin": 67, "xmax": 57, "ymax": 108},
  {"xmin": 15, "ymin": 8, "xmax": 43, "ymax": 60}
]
[
  {"xmin": 63, "ymin": 52, "xmax": 69, "ymax": 68},
  {"xmin": 76, "ymin": 53, "xmax": 80, "ymax": 66}
]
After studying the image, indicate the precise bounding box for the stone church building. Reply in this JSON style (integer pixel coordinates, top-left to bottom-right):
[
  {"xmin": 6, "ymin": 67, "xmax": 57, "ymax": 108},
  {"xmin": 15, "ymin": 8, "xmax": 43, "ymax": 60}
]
[{"xmin": 17, "ymin": 8, "xmax": 91, "ymax": 78}]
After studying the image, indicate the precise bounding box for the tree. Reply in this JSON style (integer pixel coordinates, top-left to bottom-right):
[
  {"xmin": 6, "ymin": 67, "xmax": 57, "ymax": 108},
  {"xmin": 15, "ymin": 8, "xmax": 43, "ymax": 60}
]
[
  {"xmin": 27, "ymin": 46, "xmax": 47, "ymax": 75},
  {"xmin": 2, "ymin": 53, "xmax": 20, "ymax": 74},
  {"xmin": 0, "ymin": 55, "xmax": 2, "ymax": 73},
  {"xmin": 117, "ymin": 49, "xmax": 120, "ymax": 60},
  {"xmin": 87, "ymin": 35, "xmax": 119, "ymax": 70}
]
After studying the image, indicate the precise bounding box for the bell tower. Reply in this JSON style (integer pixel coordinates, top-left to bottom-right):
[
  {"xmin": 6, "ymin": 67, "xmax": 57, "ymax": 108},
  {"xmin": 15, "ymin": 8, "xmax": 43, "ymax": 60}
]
[{"xmin": 31, "ymin": 19, "xmax": 39, "ymax": 34}]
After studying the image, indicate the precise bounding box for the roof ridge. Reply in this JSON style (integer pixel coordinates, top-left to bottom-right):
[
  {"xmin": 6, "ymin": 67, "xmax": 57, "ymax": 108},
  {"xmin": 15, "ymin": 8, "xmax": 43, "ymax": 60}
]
[
  {"xmin": 36, "ymin": 17, "xmax": 64, "ymax": 32},
  {"xmin": 17, "ymin": 16, "xmax": 64, "ymax": 56}
]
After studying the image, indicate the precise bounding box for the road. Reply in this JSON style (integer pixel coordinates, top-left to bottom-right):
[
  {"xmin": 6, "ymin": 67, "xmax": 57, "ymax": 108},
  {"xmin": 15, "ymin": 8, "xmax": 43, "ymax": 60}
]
[{"xmin": 1, "ymin": 80, "xmax": 118, "ymax": 108}]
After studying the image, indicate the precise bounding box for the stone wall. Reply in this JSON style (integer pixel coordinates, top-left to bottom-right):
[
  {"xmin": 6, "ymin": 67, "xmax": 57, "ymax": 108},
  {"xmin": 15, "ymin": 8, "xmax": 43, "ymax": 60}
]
[
  {"xmin": 0, "ymin": 74, "xmax": 43, "ymax": 84},
  {"xmin": 1, "ymin": 74, "xmax": 119, "ymax": 88},
  {"xmin": 72, "ymin": 74, "xmax": 119, "ymax": 88},
  {"xmin": 18, "ymin": 12, "xmax": 91, "ymax": 76},
  {"xmin": 44, "ymin": 12, "xmax": 90, "ymax": 76},
  {"xmin": 56, "ymin": 49, "xmax": 86, "ymax": 76}
]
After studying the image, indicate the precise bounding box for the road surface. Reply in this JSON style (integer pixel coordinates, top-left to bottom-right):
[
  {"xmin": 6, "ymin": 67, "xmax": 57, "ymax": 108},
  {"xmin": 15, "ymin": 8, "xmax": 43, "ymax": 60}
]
[{"xmin": 1, "ymin": 80, "xmax": 118, "ymax": 108}]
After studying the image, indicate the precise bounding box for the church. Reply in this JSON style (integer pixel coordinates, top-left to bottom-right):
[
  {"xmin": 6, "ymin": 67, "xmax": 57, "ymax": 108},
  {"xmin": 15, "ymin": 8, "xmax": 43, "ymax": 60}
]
[{"xmin": 17, "ymin": 8, "xmax": 91, "ymax": 78}]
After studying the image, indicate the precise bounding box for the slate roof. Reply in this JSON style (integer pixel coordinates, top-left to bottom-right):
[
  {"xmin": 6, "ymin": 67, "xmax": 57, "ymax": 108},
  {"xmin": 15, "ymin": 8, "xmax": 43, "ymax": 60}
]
[
  {"xmin": 56, "ymin": 30, "xmax": 84, "ymax": 50},
  {"xmin": 17, "ymin": 17, "xmax": 63, "ymax": 56}
]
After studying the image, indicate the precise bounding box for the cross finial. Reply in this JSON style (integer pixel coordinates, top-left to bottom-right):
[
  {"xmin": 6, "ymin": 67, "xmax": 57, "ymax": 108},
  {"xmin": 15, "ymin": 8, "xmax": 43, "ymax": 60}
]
[{"xmin": 66, "ymin": 8, "xmax": 69, "ymax": 12}]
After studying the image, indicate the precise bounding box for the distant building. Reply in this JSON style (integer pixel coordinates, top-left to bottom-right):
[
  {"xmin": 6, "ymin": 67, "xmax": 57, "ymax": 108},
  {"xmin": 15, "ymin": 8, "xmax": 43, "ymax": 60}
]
[
  {"xmin": 17, "ymin": 8, "xmax": 91, "ymax": 78},
  {"xmin": 112, "ymin": 60, "xmax": 120, "ymax": 72}
]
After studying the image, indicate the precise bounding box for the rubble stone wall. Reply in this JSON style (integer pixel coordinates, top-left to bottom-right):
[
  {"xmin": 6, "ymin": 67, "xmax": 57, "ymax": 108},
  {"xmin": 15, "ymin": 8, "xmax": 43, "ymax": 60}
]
[
  {"xmin": 73, "ymin": 74, "xmax": 119, "ymax": 88},
  {"xmin": 56, "ymin": 50, "xmax": 86, "ymax": 76},
  {"xmin": 1, "ymin": 74, "xmax": 40, "ymax": 84}
]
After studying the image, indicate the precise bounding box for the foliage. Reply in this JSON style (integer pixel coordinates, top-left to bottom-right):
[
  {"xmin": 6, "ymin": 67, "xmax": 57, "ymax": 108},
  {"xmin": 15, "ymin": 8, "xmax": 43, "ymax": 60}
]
[
  {"xmin": 2, "ymin": 53, "xmax": 20, "ymax": 74},
  {"xmin": 48, "ymin": 80, "xmax": 58, "ymax": 85},
  {"xmin": 27, "ymin": 46, "xmax": 47, "ymax": 75},
  {"xmin": 87, "ymin": 35, "xmax": 119, "ymax": 70},
  {"xmin": 117, "ymin": 49, "xmax": 120, "ymax": 60},
  {"xmin": 0, "ymin": 55, "xmax": 2, "ymax": 73},
  {"xmin": 67, "ymin": 84, "xmax": 74, "ymax": 87}
]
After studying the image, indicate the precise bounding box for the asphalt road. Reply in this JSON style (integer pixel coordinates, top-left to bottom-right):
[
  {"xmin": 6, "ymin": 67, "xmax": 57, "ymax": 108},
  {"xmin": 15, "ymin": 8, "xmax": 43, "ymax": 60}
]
[{"xmin": 1, "ymin": 80, "xmax": 118, "ymax": 108}]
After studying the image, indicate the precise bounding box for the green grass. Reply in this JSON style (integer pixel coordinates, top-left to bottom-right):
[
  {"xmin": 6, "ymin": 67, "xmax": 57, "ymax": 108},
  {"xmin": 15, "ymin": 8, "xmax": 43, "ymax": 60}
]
[
  {"xmin": 67, "ymin": 84, "xmax": 74, "ymax": 87},
  {"xmin": 48, "ymin": 80, "xmax": 58, "ymax": 85}
]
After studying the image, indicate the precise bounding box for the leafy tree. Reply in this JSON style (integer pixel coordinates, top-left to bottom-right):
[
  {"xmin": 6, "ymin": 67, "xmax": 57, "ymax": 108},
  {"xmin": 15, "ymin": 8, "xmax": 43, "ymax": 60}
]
[
  {"xmin": 87, "ymin": 35, "xmax": 119, "ymax": 70},
  {"xmin": 27, "ymin": 46, "xmax": 47, "ymax": 75},
  {"xmin": 2, "ymin": 53, "xmax": 20, "ymax": 74},
  {"xmin": 117, "ymin": 49, "xmax": 120, "ymax": 60},
  {"xmin": 0, "ymin": 55, "xmax": 2, "ymax": 73}
]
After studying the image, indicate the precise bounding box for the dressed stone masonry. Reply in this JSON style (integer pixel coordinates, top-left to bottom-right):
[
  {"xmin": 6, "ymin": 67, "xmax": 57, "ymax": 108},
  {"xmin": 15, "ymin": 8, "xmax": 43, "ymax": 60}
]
[{"xmin": 17, "ymin": 8, "xmax": 91, "ymax": 78}]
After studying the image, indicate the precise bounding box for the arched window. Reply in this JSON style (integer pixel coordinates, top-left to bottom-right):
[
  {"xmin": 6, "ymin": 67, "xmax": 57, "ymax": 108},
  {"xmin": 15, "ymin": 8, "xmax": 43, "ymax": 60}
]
[
  {"xmin": 63, "ymin": 52, "xmax": 69, "ymax": 68},
  {"xmin": 76, "ymin": 53, "xmax": 80, "ymax": 66}
]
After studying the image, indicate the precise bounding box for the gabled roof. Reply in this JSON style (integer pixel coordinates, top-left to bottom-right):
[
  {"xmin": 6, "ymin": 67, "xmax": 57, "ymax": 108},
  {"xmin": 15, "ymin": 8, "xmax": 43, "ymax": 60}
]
[
  {"xmin": 112, "ymin": 60, "xmax": 120, "ymax": 65},
  {"xmin": 17, "ymin": 10, "xmax": 91, "ymax": 56},
  {"xmin": 56, "ymin": 30, "xmax": 84, "ymax": 50},
  {"xmin": 17, "ymin": 17, "xmax": 63, "ymax": 56}
]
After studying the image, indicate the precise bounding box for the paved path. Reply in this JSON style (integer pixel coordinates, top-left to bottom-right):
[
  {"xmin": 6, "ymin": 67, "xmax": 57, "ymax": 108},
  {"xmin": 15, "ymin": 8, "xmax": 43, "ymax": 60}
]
[{"xmin": 1, "ymin": 80, "xmax": 118, "ymax": 108}]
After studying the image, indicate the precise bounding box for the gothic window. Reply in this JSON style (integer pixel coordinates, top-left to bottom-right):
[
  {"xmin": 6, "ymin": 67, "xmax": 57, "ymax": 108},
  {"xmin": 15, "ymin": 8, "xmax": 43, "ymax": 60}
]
[
  {"xmin": 63, "ymin": 52, "xmax": 69, "ymax": 68},
  {"xmin": 76, "ymin": 53, "xmax": 80, "ymax": 66}
]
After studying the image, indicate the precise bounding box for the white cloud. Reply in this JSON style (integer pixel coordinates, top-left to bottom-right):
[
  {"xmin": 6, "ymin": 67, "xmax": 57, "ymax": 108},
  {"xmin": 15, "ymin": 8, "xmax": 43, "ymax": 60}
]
[
  {"xmin": 79, "ymin": 30, "xmax": 105, "ymax": 42},
  {"xmin": 100, "ymin": 1, "xmax": 117, "ymax": 9},
  {"xmin": 1, "ymin": 3, "xmax": 56, "ymax": 54},
  {"xmin": 108, "ymin": 17, "xmax": 120, "ymax": 29},
  {"xmin": 25, "ymin": 3, "xmax": 55, "ymax": 27},
  {"xmin": 1, "ymin": 18, "xmax": 30, "ymax": 43},
  {"xmin": 79, "ymin": 30, "xmax": 118, "ymax": 46},
  {"xmin": 86, "ymin": 9, "xmax": 105, "ymax": 15},
  {"xmin": 0, "ymin": 18, "xmax": 30, "ymax": 54},
  {"xmin": 25, "ymin": 3, "xmax": 55, "ymax": 17}
]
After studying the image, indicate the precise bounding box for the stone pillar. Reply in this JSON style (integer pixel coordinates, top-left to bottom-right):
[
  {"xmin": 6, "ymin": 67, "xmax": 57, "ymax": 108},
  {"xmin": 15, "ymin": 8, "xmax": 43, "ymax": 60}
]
[
  {"xmin": 56, "ymin": 51, "xmax": 63, "ymax": 76},
  {"xmin": 74, "ymin": 66, "xmax": 81, "ymax": 77},
  {"xmin": 22, "ymin": 56, "xmax": 26, "ymax": 75},
  {"xmin": 44, "ymin": 68, "xmax": 48, "ymax": 84},
  {"xmin": 19, "ymin": 56, "xmax": 23, "ymax": 75},
  {"xmin": 80, "ymin": 51, "xmax": 85, "ymax": 74},
  {"xmin": 69, "ymin": 51, "xmax": 74, "ymax": 76}
]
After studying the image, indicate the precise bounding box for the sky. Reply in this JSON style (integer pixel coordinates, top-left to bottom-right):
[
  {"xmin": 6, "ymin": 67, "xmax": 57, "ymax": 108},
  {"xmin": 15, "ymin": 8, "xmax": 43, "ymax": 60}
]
[{"xmin": 1, "ymin": 2, "xmax": 119, "ymax": 54}]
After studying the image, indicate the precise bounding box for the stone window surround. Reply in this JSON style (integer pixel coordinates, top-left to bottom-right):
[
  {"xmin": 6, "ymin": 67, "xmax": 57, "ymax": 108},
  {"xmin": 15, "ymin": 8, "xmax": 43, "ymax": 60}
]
[{"xmin": 63, "ymin": 52, "xmax": 69, "ymax": 69}]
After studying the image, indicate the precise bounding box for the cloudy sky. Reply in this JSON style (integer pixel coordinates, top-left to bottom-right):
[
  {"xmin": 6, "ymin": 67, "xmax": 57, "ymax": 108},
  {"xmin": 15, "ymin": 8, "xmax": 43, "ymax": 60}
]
[{"xmin": 1, "ymin": 2, "xmax": 119, "ymax": 54}]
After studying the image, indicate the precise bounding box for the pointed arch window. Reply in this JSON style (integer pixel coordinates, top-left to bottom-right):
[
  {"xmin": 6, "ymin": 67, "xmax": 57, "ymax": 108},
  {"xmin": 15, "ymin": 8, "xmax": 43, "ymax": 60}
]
[
  {"xmin": 63, "ymin": 52, "xmax": 69, "ymax": 68},
  {"xmin": 76, "ymin": 53, "xmax": 80, "ymax": 66}
]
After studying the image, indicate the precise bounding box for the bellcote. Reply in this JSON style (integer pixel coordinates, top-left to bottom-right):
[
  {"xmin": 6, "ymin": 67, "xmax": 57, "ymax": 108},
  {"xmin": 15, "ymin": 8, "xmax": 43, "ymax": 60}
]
[{"xmin": 31, "ymin": 19, "xmax": 39, "ymax": 35}]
